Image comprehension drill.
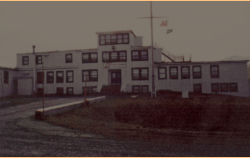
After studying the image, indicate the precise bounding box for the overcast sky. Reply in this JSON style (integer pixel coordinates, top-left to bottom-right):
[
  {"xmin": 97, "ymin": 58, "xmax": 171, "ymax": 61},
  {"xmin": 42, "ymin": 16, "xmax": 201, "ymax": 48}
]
[{"xmin": 0, "ymin": 1, "xmax": 250, "ymax": 68}]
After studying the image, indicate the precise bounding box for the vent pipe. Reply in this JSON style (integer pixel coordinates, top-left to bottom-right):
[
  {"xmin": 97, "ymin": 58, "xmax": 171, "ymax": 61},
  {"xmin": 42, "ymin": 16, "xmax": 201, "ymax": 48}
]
[{"xmin": 33, "ymin": 45, "xmax": 35, "ymax": 54}]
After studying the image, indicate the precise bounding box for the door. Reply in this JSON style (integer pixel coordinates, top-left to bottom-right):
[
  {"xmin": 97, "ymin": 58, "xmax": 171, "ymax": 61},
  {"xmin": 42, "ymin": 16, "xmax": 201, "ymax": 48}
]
[{"xmin": 111, "ymin": 71, "xmax": 121, "ymax": 85}]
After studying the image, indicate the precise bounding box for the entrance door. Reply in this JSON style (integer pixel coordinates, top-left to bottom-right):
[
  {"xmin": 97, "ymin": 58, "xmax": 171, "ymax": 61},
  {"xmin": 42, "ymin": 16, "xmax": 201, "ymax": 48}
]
[{"xmin": 111, "ymin": 71, "xmax": 121, "ymax": 85}]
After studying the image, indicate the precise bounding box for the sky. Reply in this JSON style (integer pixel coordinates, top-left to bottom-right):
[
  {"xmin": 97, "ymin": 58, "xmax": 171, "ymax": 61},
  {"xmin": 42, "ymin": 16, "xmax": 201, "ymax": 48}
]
[{"xmin": 0, "ymin": 1, "xmax": 250, "ymax": 68}]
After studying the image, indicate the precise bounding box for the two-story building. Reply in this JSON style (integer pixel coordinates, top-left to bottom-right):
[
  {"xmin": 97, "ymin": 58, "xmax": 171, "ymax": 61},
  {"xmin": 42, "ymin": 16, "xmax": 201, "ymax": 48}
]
[{"xmin": 1, "ymin": 30, "xmax": 249, "ymax": 98}]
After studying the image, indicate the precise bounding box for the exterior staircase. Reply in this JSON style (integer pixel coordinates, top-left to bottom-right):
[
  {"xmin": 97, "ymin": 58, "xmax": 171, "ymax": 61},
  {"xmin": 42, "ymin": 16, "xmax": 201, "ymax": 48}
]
[{"xmin": 100, "ymin": 85, "xmax": 121, "ymax": 95}]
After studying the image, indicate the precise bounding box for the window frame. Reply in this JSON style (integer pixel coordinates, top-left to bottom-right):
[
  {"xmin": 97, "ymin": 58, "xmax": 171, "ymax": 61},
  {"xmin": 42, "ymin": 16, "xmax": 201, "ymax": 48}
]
[
  {"xmin": 99, "ymin": 33, "xmax": 129, "ymax": 45},
  {"xmin": 36, "ymin": 55, "xmax": 42, "ymax": 65},
  {"xmin": 37, "ymin": 72, "xmax": 44, "ymax": 84},
  {"xmin": 66, "ymin": 87, "xmax": 74, "ymax": 95},
  {"xmin": 193, "ymin": 83, "xmax": 202, "ymax": 93},
  {"xmin": 192, "ymin": 66, "xmax": 202, "ymax": 79},
  {"xmin": 56, "ymin": 71, "xmax": 64, "ymax": 83},
  {"xmin": 65, "ymin": 53, "xmax": 73, "ymax": 63},
  {"xmin": 82, "ymin": 52, "xmax": 98, "ymax": 63},
  {"xmin": 220, "ymin": 83, "xmax": 229, "ymax": 92},
  {"xmin": 169, "ymin": 66, "xmax": 178, "ymax": 79},
  {"xmin": 82, "ymin": 69, "xmax": 98, "ymax": 82},
  {"xmin": 210, "ymin": 65, "xmax": 219, "ymax": 78},
  {"xmin": 158, "ymin": 67, "xmax": 167, "ymax": 79},
  {"xmin": 181, "ymin": 66, "xmax": 190, "ymax": 79},
  {"xmin": 211, "ymin": 83, "xmax": 220, "ymax": 92},
  {"xmin": 132, "ymin": 67, "xmax": 149, "ymax": 80},
  {"xmin": 229, "ymin": 82, "xmax": 238, "ymax": 92},
  {"xmin": 141, "ymin": 85, "xmax": 149, "ymax": 93},
  {"xmin": 56, "ymin": 87, "xmax": 64, "ymax": 95},
  {"xmin": 82, "ymin": 86, "xmax": 97, "ymax": 94},
  {"xmin": 46, "ymin": 71, "xmax": 54, "ymax": 84},
  {"xmin": 66, "ymin": 70, "xmax": 74, "ymax": 83},
  {"xmin": 4, "ymin": 71, "xmax": 9, "ymax": 84},
  {"xmin": 131, "ymin": 50, "xmax": 148, "ymax": 61},
  {"xmin": 22, "ymin": 56, "xmax": 29, "ymax": 65},
  {"xmin": 102, "ymin": 51, "xmax": 127, "ymax": 62},
  {"xmin": 132, "ymin": 85, "xmax": 140, "ymax": 93}
]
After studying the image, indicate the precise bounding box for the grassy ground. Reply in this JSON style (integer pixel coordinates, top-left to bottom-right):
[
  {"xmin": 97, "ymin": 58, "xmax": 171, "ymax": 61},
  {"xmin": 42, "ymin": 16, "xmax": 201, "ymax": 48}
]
[{"xmin": 45, "ymin": 92, "xmax": 250, "ymax": 143}]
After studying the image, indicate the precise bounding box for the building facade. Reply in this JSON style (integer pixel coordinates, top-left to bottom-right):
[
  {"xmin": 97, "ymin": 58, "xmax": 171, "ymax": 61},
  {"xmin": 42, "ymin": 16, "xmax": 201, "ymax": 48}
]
[{"xmin": 1, "ymin": 30, "xmax": 249, "ymax": 97}]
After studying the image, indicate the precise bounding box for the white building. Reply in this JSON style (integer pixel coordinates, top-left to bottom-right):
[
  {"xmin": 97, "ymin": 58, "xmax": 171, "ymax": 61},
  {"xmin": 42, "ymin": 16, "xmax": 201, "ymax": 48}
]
[{"xmin": 0, "ymin": 30, "xmax": 249, "ymax": 97}]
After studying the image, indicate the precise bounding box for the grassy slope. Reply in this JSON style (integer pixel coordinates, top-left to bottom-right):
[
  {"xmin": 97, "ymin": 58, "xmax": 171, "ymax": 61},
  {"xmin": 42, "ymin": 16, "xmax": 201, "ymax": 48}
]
[{"xmin": 45, "ymin": 93, "xmax": 250, "ymax": 142}]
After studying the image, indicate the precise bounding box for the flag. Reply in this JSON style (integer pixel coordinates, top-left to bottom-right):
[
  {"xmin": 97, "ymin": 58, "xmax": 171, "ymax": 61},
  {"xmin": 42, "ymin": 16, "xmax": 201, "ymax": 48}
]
[
  {"xmin": 160, "ymin": 20, "xmax": 168, "ymax": 27},
  {"xmin": 167, "ymin": 29, "xmax": 173, "ymax": 34}
]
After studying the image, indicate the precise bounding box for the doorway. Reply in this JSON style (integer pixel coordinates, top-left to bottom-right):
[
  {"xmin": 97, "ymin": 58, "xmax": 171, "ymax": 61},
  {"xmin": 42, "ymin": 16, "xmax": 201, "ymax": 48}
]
[{"xmin": 110, "ymin": 70, "xmax": 121, "ymax": 85}]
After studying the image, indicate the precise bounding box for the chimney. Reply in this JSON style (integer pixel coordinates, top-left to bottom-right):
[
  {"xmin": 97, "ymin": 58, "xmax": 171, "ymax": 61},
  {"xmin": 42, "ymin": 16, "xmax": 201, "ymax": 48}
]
[{"xmin": 33, "ymin": 45, "xmax": 35, "ymax": 54}]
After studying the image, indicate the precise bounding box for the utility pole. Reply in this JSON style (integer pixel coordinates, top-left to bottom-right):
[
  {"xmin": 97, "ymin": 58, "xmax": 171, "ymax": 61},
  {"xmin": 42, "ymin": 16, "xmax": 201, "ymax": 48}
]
[
  {"xmin": 137, "ymin": 2, "xmax": 167, "ymax": 98},
  {"xmin": 84, "ymin": 74, "xmax": 88, "ymax": 106}
]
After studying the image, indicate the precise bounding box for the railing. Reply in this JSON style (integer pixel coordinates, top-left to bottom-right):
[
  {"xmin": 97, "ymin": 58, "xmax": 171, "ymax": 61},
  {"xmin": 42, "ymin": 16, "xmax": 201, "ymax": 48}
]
[{"xmin": 154, "ymin": 43, "xmax": 190, "ymax": 62}]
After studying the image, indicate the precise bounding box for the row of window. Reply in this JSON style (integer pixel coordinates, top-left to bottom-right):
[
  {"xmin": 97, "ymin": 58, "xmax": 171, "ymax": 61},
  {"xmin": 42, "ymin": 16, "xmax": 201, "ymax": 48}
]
[
  {"xmin": 211, "ymin": 83, "xmax": 238, "ymax": 92},
  {"xmin": 193, "ymin": 82, "xmax": 238, "ymax": 93},
  {"xmin": 99, "ymin": 33, "xmax": 129, "ymax": 45},
  {"xmin": 158, "ymin": 65, "xmax": 219, "ymax": 79},
  {"xmin": 37, "ymin": 86, "xmax": 98, "ymax": 95},
  {"xmin": 22, "ymin": 50, "xmax": 149, "ymax": 65},
  {"xmin": 36, "ymin": 65, "xmax": 219, "ymax": 84},
  {"xmin": 37, "ymin": 70, "xmax": 99, "ymax": 84},
  {"xmin": 132, "ymin": 85, "xmax": 149, "ymax": 93},
  {"xmin": 37, "ymin": 82, "xmax": 238, "ymax": 95}
]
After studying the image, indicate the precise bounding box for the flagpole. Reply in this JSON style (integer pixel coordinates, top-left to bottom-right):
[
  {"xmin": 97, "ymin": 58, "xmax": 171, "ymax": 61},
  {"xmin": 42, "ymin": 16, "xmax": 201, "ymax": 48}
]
[{"xmin": 150, "ymin": 1, "xmax": 156, "ymax": 98}]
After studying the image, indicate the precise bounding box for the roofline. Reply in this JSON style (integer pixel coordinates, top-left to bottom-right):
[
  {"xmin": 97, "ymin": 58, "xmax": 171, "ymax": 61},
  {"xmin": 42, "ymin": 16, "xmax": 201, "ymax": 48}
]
[
  {"xmin": 17, "ymin": 48, "xmax": 98, "ymax": 55},
  {"xmin": 155, "ymin": 60, "xmax": 249, "ymax": 65},
  {"xmin": 0, "ymin": 66, "xmax": 18, "ymax": 71},
  {"xmin": 96, "ymin": 30, "xmax": 137, "ymax": 37}
]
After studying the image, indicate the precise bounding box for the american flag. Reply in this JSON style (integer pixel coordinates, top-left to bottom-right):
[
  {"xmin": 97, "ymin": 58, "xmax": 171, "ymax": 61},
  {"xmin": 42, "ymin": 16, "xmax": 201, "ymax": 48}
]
[{"xmin": 160, "ymin": 20, "xmax": 168, "ymax": 27}]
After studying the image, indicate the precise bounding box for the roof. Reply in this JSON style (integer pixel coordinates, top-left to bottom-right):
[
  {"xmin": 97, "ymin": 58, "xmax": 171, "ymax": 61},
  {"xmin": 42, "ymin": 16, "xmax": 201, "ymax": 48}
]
[
  {"xmin": 96, "ymin": 30, "xmax": 137, "ymax": 37},
  {"xmin": 155, "ymin": 60, "xmax": 249, "ymax": 65},
  {"xmin": 17, "ymin": 48, "xmax": 98, "ymax": 55},
  {"xmin": 0, "ymin": 66, "xmax": 17, "ymax": 70}
]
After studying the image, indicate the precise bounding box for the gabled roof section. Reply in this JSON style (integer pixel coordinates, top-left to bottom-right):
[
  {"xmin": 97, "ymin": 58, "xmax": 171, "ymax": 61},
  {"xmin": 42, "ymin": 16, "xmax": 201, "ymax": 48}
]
[{"xmin": 96, "ymin": 30, "xmax": 137, "ymax": 37}]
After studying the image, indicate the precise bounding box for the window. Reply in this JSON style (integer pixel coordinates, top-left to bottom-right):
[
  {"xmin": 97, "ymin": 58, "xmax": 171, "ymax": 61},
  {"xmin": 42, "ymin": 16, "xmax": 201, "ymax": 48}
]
[
  {"xmin": 66, "ymin": 87, "xmax": 73, "ymax": 95},
  {"xmin": 220, "ymin": 83, "xmax": 229, "ymax": 92},
  {"xmin": 82, "ymin": 52, "xmax": 98, "ymax": 63},
  {"xmin": 141, "ymin": 85, "xmax": 149, "ymax": 93},
  {"xmin": 56, "ymin": 87, "xmax": 64, "ymax": 95},
  {"xmin": 37, "ymin": 88, "xmax": 44, "ymax": 96},
  {"xmin": 210, "ymin": 65, "xmax": 219, "ymax": 78},
  {"xmin": 193, "ymin": 84, "xmax": 202, "ymax": 93},
  {"xmin": 181, "ymin": 66, "xmax": 190, "ymax": 79},
  {"xmin": 158, "ymin": 67, "xmax": 167, "ymax": 79},
  {"xmin": 102, "ymin": 51, "xmax": 127, "ymax": 62},
  {"xmin": 230, "ymin": 83, "xmax": 238, "ymax": 92},
  {"xmin": 99, "ymin": 33, "xmax": 129, "ymax": 45},
  {"xmin": 65, "ymin": 53, "xmax": 72, "ymax": 63},
  {"xmin": 82, "ymin": 86, "xmax": 97, "ymax": 94},
  {"xmin": 66, "ymin": 71, "xmax": 73, "ymax": 83},
  {"xmin": 132, "ymin": 85, "xmax": 149, "ymax": 93},
  {"xmin": 132, "ymin": 85, "xmax": 140, "ymax": 93},
  {"xmin": 82, "ymin": 70, "xmax": 98, "ymax": 82},
  {"xmin": 131, "ymin": 50, "xmax": 148, "ymax": 61},
  {"xmin": 46, "ymin": 71, "xmax": 54, "ymax": 83},
  {"xmin": 169, "ymin": 66, "xmax": 178, "ymax": 79},
  {"xmin": 4, "ymin": 71, "xmax": 9, "ymax": 84},
  {"xmin": 211, "ymin": 83, "xmax": 220, "ymax": 92},
  {"xmin": 132, "ymin": 68, "xmax": 149, "ymax": 80},
  {"xmin": 37, "ymin": 72, "xmax": 44, "ymax": 84},
  {"xmin": 22, "ymin": 56, "xmax": 29, "ymax": 65},
  {"xmin": 36, "ymin": 55, "xmax": 42, "ymax": 64},
  {"xmin": 56, "ymin": 71, "xmax": 64, "ymax": 83},
  {"xmin": 193, "ymin": 66, "xmax": 201, "ymax": 78}
]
